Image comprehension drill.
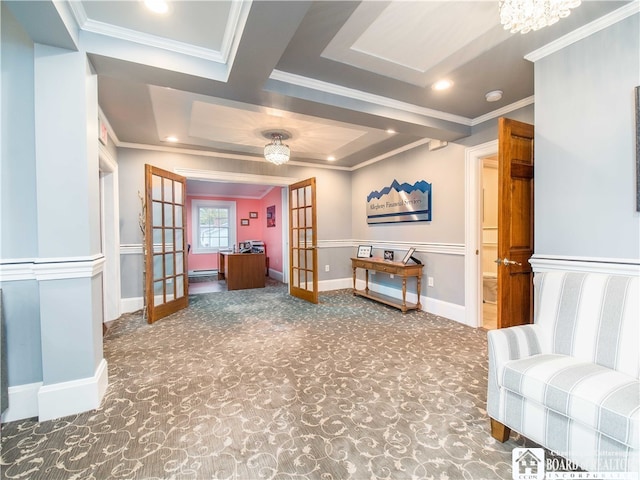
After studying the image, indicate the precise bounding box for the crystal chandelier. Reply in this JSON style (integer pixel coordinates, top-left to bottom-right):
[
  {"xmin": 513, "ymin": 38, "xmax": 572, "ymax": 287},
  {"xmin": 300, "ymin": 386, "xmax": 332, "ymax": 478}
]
[
  {"xmin": 264, "ymin": 133, "xmax": 290, "ymax": 165},
  {"xmin": 499, "ymin": 0, "xmax": 582, "ymax": 34}
]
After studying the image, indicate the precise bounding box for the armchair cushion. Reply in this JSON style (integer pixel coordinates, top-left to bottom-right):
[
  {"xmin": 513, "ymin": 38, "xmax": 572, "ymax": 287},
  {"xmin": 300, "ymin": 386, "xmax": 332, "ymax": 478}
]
[{"xmin": 500, "ymin": 353, "xmax": 640, "ymax": 448}]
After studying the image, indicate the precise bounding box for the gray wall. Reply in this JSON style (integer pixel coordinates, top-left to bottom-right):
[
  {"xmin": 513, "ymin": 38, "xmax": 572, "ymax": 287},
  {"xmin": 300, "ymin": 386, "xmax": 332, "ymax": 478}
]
[
  {"xmin": 535, "ymin": 14, "xmax": 640, "ymax": 260},
  {"xmin": 1, "ymin": 4, "xmax": 38, "ymax": 259},
  {"xmin": 351, "ymin": 142, "xmax": 466, "ymax": 305},
  {"xmin": 0, "ymin": 5, "xmax": 43, "ymax": 387}
]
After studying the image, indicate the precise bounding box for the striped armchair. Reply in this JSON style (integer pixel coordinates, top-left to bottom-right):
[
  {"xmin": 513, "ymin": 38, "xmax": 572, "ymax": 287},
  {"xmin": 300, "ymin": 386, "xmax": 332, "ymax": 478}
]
[{"xmin": 487, "ymin": 271, "xmax": 639, "ymax": 473}]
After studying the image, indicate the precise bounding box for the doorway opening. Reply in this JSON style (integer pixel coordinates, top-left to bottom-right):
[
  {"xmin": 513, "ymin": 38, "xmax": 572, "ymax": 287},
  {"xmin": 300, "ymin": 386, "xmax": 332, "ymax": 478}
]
[
  {"xmin": 464, "ymin": 140, "xmax": 498, "ymax": 329},
  {"xmin": 480, "ymin": 156, "xmax": 498, "ymax": 330},
  {"xmin": 174, "ymin": 168, "xmax": 294, "ymax": 295},
  {"xmin": 185, "ymin": 183, "xmax": 288, "ymax": 296}
]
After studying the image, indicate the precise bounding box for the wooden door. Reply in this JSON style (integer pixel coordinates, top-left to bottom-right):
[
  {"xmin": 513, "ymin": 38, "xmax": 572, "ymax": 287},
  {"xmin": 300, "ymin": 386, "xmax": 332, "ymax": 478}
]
[
  {"xmin": 145, "ymin": 165, "xmax": 188, "ymax": 323},
  {"xmin": 497, "ymin": 118, "xmax": 534, "ymax": 328},
  {"xmin": 289, "ymin": 178, "xmax": 318, "ymax": 304}
]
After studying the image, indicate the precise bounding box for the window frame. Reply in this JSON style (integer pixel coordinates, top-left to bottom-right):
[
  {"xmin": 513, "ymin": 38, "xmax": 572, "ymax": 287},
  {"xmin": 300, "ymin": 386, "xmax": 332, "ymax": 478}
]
[{"xmin": 191, "ymin": 199, "xmax": 237, "ymax": 254}]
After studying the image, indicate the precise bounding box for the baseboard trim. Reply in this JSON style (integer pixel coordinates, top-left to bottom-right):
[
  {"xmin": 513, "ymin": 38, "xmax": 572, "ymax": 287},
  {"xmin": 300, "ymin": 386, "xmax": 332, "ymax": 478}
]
[
  {"xmin": 121, "ymin": 296, "xmax": 143, "ymax": 314},
  {"xmin": 423, "ymin": 296, "xmax": 466, "ymax": 325},
  {"xmin": 38, "ymin": 358, "xmax": 109, "ymax": 422},
  {"xmin": 319, "ymin": 277, "xmax": 352, "ymax": 291},
  {"xmin": 1, "ymin": 381, "xmax": 42, "ymax": 423},
  {"xmin": 348, "ymin": 278, "xmax": 465, "ymax": 324},
  {"xmin": 268, "ymin": 269, "xmax": 284, "ymax": 283}
]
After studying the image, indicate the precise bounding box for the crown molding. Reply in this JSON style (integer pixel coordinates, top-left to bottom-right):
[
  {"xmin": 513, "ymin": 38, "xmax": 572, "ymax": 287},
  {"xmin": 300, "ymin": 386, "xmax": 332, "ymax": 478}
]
[
  {"xmin": 471, "ymin": 96, "xmax": 535, "ymax": 126},
  {"xmin": 81, "ymin": 19, "xmax": 225, "ymax": 62},
  {"xmin": 68, "ymin": 0, "xmax": 233, "ymax": 63},
  {"xmin": 351, "ymin": 139, "xmax": 431, "ymax": 171},
  {"xmin": 174, "ymin": 168, "xmax": 299, "ymax": 187},
  {"xmin": 525, "ymin": 1, "xmax": 640, "ymax": 62},
  {"xmin": 270, "ymin": 70, "xmax": 473, "ymax": 127},
  {"xmin": 68, "ymin": 0, "xmax": 88, "ymax": 28},
  {"xmin": 271, "ymin": 70, "xmax": 536, "ymax": 132},
  {"xmin": 219, "ymin": 0, "xmax": 253, "ymax": 67},
  {"xmin": 118, "ymin": 142, "xmax": 352, "ymax": 171}
]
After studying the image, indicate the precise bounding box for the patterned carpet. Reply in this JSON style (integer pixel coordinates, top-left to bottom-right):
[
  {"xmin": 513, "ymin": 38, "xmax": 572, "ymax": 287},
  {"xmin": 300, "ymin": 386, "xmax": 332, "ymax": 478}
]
[{"xmin": 1, "ymin": 283, "xmax": 528, "ymax": 479}]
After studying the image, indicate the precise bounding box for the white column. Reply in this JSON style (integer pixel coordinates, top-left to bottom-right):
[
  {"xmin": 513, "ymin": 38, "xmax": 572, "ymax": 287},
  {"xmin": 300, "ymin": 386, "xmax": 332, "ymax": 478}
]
[{"xmin": 33, "ymin": 45, "xmax": 107, "ymax": 421}]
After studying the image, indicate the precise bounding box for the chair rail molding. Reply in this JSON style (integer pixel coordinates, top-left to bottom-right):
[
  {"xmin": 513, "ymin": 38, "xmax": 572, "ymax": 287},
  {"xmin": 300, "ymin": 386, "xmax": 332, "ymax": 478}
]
[
  {"xmin": 0, "ymin": 255, "xmax": 105, "ymax": 282},
  {"xmin": 529, "ymin": 255, "xmax": 640, "ymax": 276}
]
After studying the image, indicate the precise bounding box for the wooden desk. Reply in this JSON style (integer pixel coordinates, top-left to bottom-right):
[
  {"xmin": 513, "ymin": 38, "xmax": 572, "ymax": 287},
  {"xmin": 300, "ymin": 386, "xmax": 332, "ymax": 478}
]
[
  {"xmin": 351, "ymin": 257, "xmax": 423, "ymax": 313},
  {"xmin": 219, "ymin": 253, "xmax": 266, "ymax": 290}
]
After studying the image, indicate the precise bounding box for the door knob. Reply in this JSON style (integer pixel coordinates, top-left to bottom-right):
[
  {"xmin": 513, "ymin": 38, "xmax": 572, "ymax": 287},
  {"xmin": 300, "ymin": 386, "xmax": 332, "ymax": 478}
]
[{"xmin": 495, "ymin": 258, "xmax": 522, "ymax": 266}]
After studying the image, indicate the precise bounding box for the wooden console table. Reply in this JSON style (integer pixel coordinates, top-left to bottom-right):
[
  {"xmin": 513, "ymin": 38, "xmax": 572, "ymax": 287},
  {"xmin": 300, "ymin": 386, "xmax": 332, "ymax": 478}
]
[{"xmin": 351, "ymin": 257, "xmax": 423, "ymax": 313}]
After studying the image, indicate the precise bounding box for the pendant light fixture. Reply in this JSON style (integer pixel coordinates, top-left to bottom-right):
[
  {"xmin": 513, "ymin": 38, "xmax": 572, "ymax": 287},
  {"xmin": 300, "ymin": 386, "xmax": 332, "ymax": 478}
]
[
  {"xmin": 264, "ymin": 132, "xmax": 291, "ymax": 166},
  {"xmin": 499, "ymin": 0, "xmax": 582, "ymax": 34}
]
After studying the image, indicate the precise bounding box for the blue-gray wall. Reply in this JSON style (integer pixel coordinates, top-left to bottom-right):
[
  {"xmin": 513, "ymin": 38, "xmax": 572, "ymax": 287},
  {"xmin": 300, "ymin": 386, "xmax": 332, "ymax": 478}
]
[
  {"xmin": 535, "ymin": 14, "xmax": 640, "ymax": 260},
  {"xmin": 1, "ymin": 4, "xmax": 43, "ymax": 387}
]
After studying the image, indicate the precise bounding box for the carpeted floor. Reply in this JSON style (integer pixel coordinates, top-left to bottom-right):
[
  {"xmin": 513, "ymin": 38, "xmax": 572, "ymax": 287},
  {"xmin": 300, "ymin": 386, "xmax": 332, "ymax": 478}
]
[
  {"xmin": 188, "ymin": 275, "xmax": 218, "ymax": 283},
  {"xmin": 1, "ymin": 283, "xmax": 529, "ymax": 479}
]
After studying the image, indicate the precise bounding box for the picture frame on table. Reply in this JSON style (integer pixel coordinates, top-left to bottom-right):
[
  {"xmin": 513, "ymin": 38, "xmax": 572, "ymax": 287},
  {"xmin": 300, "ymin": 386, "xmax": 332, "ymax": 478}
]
[
  {"xmin": 383, "ymin": 250, "xmax": 394, "ymax": 261},
  {"xmin": 401, "ymin": 247, "xmax": 416, "ymax": 264},
  {"xmin": 357, "ymin": 245, "xmax": 372, "ymax": 258}
]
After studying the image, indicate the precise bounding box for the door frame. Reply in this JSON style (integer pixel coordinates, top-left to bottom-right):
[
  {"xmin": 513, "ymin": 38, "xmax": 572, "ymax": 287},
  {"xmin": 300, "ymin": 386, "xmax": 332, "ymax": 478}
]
[
  {"xmin": 98, "ymin": 144, "xmax": 121, "ymax": 323},
  {"xmin": 174, "ymin": 168, "xmax": 297, "ymax": 284},
  {"xmin": 464, "ymin": 140, "xmax": 498, "ymax": 328}
]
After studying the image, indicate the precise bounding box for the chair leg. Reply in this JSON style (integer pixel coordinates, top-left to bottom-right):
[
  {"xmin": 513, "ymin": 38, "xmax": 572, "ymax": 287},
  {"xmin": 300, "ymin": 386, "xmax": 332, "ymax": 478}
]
[{"xmin": 490, "ymin": 418, "xmax": 511, "ymax": 442}]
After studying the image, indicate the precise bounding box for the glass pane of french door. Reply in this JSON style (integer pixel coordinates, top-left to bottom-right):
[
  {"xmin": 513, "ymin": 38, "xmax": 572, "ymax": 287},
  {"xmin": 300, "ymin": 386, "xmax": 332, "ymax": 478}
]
[{"xmin": 145, "ymin": 165, "xmax": 188, "ymax": 323}]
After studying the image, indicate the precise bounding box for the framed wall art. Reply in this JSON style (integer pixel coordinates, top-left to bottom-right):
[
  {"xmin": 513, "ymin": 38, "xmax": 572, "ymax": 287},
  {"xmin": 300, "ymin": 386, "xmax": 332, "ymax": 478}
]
[{"xmin": 267, "ymin": 205, "xmax": 276, "ymax": 227}]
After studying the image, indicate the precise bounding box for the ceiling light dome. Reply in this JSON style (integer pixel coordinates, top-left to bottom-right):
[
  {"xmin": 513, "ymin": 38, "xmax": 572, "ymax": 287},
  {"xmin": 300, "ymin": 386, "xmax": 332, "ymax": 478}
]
[
  {"xmin": 264, "ymin": 133, "xmax": 290, "ymax": 166},
  {"xmin": 485, "ymin": 90, "xmax": 503, "ymax": 102}
]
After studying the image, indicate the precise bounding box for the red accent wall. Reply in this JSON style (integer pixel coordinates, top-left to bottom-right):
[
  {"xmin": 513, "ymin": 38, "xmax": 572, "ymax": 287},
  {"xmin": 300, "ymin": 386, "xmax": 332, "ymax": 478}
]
[{"xmin": 186, "ymin": 189, "xmax": 283, "ymax": 274}]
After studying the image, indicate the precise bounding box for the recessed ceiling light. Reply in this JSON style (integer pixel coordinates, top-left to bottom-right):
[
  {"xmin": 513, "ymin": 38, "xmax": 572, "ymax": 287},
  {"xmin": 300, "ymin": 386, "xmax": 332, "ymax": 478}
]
[
  {"xmin": 165, "ymin": 136, "xmax": 178, "ymax": 142},
  {"xmin": 485, "ymin": 90, "xmax": 503, "ymax": 102},
  {"xmin": 386, "ymin": 129, "xmax": 396, "ymax": 134},
  {"xmin": 327, "ymin": 155, "xmax": 336, "ymax": 162},
  {"xmin": 145, "ymin": 0, "xmax": 169, "ymax": 14},
  {"xmin": 432, "ymin": 79, "xmax": 453, "ymax": 91}
]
